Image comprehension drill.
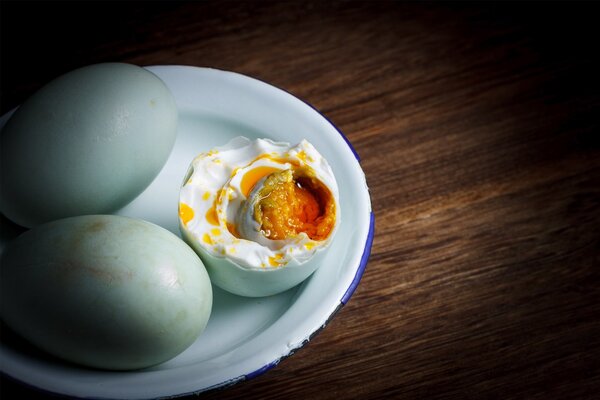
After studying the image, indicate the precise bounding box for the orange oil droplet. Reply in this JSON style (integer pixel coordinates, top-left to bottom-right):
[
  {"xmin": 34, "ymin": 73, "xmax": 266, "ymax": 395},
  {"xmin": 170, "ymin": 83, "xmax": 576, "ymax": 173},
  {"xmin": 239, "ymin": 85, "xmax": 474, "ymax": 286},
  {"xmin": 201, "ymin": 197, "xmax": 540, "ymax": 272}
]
[
  {"xmin": 304, "ymin": 242, "xmax": 316, "ymax": 250},
  {"xmin": 206, "ymin": 206, "xmax": 219, "ymax": 226},
  {"xmin": 268, "ymin": 253, "xmax": 284, "ymax": 267},
  {"xmin": 296, "ymin": 150, "xmax": 307, "ymax": 162},
  {"xmin": 202, "ymin": 233, "xmax": 214, "ymax": 245},
  {"xmin": 179, "ymin": 203, "xmax": 194, "ymax": 225},
  {"xmin": 226, "ymin": 222, "xmax": 241, "ymax": 238},
  {"xmin": 240, "ymin": 166, "xmax": 281, "ymax": 197}
]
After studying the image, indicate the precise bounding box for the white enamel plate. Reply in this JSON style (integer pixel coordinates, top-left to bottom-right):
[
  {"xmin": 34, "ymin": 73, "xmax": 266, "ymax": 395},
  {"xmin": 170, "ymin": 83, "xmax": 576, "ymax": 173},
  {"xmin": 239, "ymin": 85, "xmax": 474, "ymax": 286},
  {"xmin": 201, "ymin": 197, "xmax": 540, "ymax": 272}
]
[{"xmin": 0, "ymin": 66, "xmax": 374, "ymax": 399}]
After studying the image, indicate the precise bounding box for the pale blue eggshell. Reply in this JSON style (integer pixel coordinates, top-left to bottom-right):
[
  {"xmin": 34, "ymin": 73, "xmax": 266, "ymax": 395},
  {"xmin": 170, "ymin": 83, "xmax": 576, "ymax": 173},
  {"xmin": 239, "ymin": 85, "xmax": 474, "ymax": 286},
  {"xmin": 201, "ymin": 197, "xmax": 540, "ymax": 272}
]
[
  {"xmin": 0, "ymin": 215, "xmax": 212, "ymax": 370},
  {"xmin": 0, "ymin": 63, "xmax": 178, "ymax": 228}
]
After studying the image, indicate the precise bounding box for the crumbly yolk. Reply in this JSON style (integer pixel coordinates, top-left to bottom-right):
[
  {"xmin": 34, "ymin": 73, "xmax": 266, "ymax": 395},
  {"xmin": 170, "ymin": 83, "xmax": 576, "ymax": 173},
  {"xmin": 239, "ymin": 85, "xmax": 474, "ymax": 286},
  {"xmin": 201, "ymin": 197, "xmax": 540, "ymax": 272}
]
[{"xmin": 254, "ymin": 169, "xmax": 335, "ymax": 241}]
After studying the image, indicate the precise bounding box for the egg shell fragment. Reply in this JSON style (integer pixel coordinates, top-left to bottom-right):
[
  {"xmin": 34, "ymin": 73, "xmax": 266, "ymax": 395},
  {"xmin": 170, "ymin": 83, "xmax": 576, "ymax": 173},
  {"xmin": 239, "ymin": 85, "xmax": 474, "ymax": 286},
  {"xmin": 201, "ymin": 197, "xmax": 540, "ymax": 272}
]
[
  {"xmin": 0, "ymin": 215, "xmax": 212, "ymax": 370},
  {"xmin": 0, "ymin": 63, "xmax": 178, "ymax": 228}
]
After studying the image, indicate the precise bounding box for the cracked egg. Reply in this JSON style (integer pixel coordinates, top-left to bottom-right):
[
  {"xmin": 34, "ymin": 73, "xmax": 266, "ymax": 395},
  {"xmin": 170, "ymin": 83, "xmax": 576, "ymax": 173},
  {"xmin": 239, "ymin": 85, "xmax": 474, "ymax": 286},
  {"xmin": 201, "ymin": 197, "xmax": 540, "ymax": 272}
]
[{"xmin": 178, "ymin": 137, "xmax": 339, "ymax": 297}]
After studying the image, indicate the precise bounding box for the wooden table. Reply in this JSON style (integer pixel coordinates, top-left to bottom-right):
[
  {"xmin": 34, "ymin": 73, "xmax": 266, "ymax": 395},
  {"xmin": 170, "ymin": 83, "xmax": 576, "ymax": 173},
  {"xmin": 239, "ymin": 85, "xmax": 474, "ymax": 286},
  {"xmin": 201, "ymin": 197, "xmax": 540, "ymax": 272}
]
[{"xmin": 2, "ymin": 2, "xmax": 599, "ymax": 399}]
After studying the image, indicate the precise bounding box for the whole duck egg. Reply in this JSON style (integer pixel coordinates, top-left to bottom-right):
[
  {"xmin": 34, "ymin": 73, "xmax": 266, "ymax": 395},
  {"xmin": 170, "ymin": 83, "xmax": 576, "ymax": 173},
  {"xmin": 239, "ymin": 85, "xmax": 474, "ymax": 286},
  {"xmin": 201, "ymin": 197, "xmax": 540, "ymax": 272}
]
[
  {"xmin": 0, "ymin": 214, "xmax": 212, "ymax": 370},
  {"xmin": 0, "ymin": 63, "xmax": 178, "ymax": 228}
]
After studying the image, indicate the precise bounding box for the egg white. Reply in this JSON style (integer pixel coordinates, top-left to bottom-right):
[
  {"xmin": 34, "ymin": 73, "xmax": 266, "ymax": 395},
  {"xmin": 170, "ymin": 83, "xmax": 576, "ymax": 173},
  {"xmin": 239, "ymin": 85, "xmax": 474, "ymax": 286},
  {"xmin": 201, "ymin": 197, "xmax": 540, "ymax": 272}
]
[{"xmin": 179, "ymin": 137, "xmax": 339, "ymax": 272}]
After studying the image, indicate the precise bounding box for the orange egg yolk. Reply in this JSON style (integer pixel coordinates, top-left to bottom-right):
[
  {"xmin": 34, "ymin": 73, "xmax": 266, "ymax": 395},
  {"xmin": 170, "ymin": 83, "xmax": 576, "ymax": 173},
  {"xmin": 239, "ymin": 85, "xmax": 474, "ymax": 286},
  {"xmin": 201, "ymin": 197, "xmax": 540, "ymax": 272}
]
[{"xmin": 254, "ymin": 169, "xmax": 335, "ymax": 241}]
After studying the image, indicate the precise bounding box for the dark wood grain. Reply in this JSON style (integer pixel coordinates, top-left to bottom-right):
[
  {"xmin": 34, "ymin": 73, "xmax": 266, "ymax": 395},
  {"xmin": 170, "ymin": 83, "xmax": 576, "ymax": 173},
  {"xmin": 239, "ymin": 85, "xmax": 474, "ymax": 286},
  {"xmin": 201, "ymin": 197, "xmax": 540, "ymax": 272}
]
[{"xmin": 1, "ymin": 1, "xmax": 599, "ymax": 399}]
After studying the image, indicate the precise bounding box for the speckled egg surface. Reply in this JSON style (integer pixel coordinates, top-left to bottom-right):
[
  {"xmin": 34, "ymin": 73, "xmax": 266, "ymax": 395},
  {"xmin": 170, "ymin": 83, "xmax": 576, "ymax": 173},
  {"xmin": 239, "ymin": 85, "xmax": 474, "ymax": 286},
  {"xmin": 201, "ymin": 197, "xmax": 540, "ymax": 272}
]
[
  {"xmin": 0, "ymin": 214, "xmax": 212, "ymax": 370},
  {"xmin": 0, "ymin": 63, "xmax": 178, "ymax": 228}
]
